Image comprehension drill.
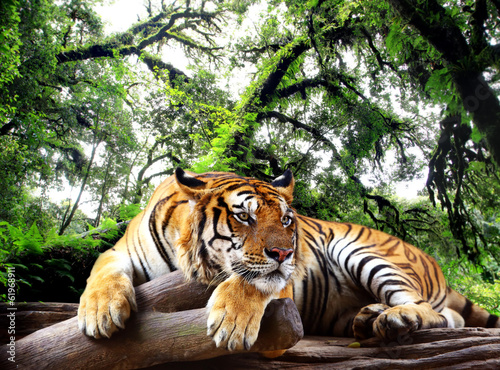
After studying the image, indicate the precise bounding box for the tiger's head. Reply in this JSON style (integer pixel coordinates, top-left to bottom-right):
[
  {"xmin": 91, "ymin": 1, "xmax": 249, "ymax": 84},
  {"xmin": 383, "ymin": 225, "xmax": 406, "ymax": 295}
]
[{"xmin": 174, "ymin": 168, "xmax": 305, "ymax": 295}]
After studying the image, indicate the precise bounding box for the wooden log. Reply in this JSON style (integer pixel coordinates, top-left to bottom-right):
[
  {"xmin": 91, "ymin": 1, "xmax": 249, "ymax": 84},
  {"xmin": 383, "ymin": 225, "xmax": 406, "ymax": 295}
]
[
  {"xmin": 134, "ymin": 270, "xmax": 214, "ymax": 312},
  {"xmin": 0, "ymin": 271, "xmax": 212, "ymax": 343},
  {"xmin": 0, "ymin": 298, "xmax": 302, "ymax": 370},
  {"xmin": 3, "ymin": 270, "xmax": 499, "ymax": 369},
  {"xmin": 0, "ymin": 302, "xmax": 78, "ymax": 343},
  {"xmin": 151, "ymin": 328, "xmax": 500, "ymax": 369},
  {"xmin": 0, "ymin": 270, "xmax": 303, "ymax": 370}
]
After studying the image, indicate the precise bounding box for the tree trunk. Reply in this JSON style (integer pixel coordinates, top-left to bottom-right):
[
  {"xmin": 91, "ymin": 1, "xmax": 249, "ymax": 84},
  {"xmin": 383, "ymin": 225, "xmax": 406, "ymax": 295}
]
[
  {"xmin": 453, "ymin": 73, "xmax": 500, "ymax": 168},
  {"xmin": 389, "ymin": 0, "xmax": 500, "ymax": 168},
  {"xmin": 59, "ymin": 134, "xmax": 100, "ymax": 235},
  {"xmin": 94, "ymin": 153, "xmax": 113, "ymax": 227}
]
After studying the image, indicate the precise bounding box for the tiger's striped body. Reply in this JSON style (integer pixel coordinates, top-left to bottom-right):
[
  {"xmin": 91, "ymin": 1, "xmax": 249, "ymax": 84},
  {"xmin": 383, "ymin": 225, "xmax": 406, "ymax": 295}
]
[
  {"xmin": 78, "ymin": 169, "xmax": 499, "ymax": 349},
  {"xmin": 293, "ymin": 216, "xmax": 477, "ymax": 339}
]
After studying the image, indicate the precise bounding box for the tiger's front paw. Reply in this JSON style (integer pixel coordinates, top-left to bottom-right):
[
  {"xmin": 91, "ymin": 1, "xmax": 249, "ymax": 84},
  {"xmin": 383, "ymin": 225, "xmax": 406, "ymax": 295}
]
[
  {"xmin": 372, "ymin": 303, "xmax": 447, "ymax": 342},
  {"xmin": 78, "ymin": 273, "xmax": 137, "ymax": 339},
  {"xmin": 206, "ymin": 276, "xmax": 269, "ymax": 351}
]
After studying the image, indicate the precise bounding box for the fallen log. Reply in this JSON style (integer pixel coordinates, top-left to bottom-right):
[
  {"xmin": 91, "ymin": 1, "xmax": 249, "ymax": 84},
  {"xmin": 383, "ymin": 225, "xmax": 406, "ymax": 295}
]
[
  {"xmin": 0, "ymin": 299, "xmax": 302, "ymax": 370},
  {"xmin": 152, "ymin": 328, "xmax": 500, "ymax": 369},
  {"xmin": 0, "ymin": 271, "xmax": 303, "ymax": 369},
  {"xmin": 0, "ymin": 302, "xmax": 78, "ymax": 343},
  {"xmin": 0, "ymin": 270, "xmax": 212, "ymax": 343}
]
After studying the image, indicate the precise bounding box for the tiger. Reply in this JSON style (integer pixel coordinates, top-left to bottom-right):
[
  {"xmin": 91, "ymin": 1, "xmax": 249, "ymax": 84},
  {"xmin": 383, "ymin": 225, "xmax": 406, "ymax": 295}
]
[{"xmin": 78, "ymin": 168, "xmax": 500, "ymax": 352}]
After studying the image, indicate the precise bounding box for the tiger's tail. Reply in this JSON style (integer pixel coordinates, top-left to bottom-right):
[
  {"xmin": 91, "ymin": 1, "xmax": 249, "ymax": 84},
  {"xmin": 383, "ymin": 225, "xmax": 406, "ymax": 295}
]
[{"xmin": 445, "ymin": 287, "xmax": 500, "ymax": 328}]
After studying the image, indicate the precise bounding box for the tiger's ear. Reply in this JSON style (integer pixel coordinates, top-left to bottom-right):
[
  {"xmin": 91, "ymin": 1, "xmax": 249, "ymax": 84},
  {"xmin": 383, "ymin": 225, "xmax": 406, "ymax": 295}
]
[
  {"xmin": 271, "ymin": 169, "xmax": 294, "ymax": 204},
  {"xmin": 175, "ymin": 167, "xmax": 208, "ymax": 200}
]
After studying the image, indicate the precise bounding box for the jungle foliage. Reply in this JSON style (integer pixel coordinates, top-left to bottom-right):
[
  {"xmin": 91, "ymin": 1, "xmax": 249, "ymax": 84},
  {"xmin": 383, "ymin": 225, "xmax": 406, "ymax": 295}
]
[{"xmin": 0, "ymin": 0, "xmax": 499, "ymax": 311}]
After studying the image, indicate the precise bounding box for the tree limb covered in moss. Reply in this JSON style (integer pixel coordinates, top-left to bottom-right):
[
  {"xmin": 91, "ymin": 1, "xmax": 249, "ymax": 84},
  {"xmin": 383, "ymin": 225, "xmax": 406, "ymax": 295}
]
[
  {"xmin": 252, "ymin": 40, "xmax": 311, "ymax": 109},
  {"xmin": 56, "ymin": 6, "xmax": 223, "ymax": 80}
]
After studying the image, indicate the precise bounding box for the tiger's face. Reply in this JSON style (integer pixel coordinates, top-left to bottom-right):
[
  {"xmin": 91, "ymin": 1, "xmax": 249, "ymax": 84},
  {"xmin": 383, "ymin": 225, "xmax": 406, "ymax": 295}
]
[{"xmin": 175, "ymin": 169, "xmax": 302, "ymax": 294}]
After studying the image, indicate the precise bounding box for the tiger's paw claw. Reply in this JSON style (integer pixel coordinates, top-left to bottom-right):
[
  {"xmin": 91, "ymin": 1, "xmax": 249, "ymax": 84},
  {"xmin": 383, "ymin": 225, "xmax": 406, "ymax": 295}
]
[
  {"xmin": 207, "ymin": 279, "xmax": 265, "ymax": 351},
  {"xmin": 78, "ymin": 273, "xmax": 136, "ymax": 339},
  {"xmin": 372, "ymin": 303, "xmax": 447, "ymax": 342},
  {"xmin": 373, "ymin": 306, "xmax": 420, "ymax": 342}
]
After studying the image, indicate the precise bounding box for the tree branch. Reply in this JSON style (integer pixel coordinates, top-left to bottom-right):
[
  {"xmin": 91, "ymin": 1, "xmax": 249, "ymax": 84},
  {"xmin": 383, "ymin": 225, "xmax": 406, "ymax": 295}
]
[
  {"xmin": 253, "ymin": 40, "xmax": 311, "ymax": 109},
  {"xmin": 55, "ymin": 7, "xmax": 222, "ymax": 80},
  {"xmin": 274, "ymin": 78, "xmax": 331, "ymax": 100},
  {"xmin": 388, "ymin": 0, "xmax": 470, "ymax": 65},
  {"xmin": 257, "ymin": 110, "xmax": 367, "ymax": 193},
  {"xmin": 360, "ymin": 27, "xmax": 399, "ymax": 74}
]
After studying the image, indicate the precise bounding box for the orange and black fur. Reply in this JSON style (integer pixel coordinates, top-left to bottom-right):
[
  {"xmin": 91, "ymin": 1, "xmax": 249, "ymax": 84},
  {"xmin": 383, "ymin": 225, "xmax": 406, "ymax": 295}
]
[{"xmin": 78, "ymin": 169, "xmax": 499, "ymax": 350}]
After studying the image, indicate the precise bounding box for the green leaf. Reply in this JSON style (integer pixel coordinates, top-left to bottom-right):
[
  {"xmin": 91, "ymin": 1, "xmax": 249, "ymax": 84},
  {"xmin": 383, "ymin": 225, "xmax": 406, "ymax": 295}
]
[{"xmin": 471, "ymin": 127, "xmax": 484, "ymax": 144}]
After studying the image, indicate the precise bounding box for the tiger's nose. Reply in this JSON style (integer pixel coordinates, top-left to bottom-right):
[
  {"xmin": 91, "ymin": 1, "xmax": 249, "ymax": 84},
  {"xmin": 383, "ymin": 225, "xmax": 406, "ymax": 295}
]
[{"xmin": 265, "ymin": 247, "xmax": 294, "ymax": 263}]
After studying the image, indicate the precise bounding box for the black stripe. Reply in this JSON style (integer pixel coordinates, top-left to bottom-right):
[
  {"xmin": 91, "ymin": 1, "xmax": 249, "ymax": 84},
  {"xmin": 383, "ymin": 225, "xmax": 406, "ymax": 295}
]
[
  {"xmin": 338, "ymin": 227, "xmax": 365, "ymax": 268},
  {"xmin": 340, "ymin": 229, "xmax": 367, "ymax": 281},
  {"xmin": 135, "ymin": 237, "xmax": 151, "ymax": 282},
  {"xmin": 208, "ymin": 208, "xmax": 232, "ymax": 246},
  {"xmin": 199, "ymin": 240, "xmax": 208, "ymax": 263},
  {"xmin": 354, "ymin": 254, "xmax": 377, "ymax": 287},
  {"xmin": 301, "ymin": 217, "xmax": 325, "ymax": 236},
  {"xmin": 429, "ymin": 254, "xmax": 443, "ymax": 302},
  {"xmin": 345, "ymin": 245, "xmax": 376, "ymax": 286},
  {"xmin": 376, "ymin": 279, "xmax": 414, "ymax": 304},
  {"xmin": 385, "ymin": 287, "xmax": 411, "ymax": 305},
  {"xmin": 237, "ymin": 190, "xmax": 254, "ymax": 196},
  {"xmin": 135, "ymin": 212, "xmax": 152, "ymax": 281},
  {"xmin": 461, "ymin": 299, "xmax": 473, "ymax": 321},
  {"xmin": 224, "ymin": 183, "xmax": 245, "ymax": 191},
  {"xmin": 300, "ymin": 278, "xmax": 309, "ymax": 329},
  {"xmin": 314, "ymin": 249, "xmax": 330, "ymax": 332},
  {"xmin": 217, "ymin": 197, "xmax": 231, "ymax": 212},
  {"xmin": 310, "ymin": 271, "xmax": 320, "ymax": 332},
  {"xmin": 432, "ymin": 291, "xmax": 447, "ymax": 311},
  {"xmin": 198, "ymin": 205, "xmax": 207, "ymax": 241},
  {"xmin": 244, "ymin": 195, "xmax": 255, "ymax": 202},
  {"xmin": 366, "ymin": 263, "xmax": 392, "ymax": 298},
  {"xmin": 303, "ymin": 228, "xmax": 319, "ymax": 244},
  {"xmin": 124, "ymin": 229, "xmax": 138, "ymax": 281},
  {"xmin": 149, "ymin": 201, "xmax": 177, "ymax": 272},
  {"xmin": 419, "ymin": 255, "xmax": 433, "ymax": 298},
  {"xmin": 486, "ymin": 314, "xmax": 499, "ymax": 328},
  {"xmin": 328, "ymin": 223, "xmax": 353, "ymax": 253}
]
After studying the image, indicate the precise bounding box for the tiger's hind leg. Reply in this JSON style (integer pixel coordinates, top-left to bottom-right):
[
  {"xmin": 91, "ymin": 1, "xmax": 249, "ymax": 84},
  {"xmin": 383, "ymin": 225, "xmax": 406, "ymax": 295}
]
[{"xmin": 354, "ymin": 302, "xmax": 449, "ymax": 342}]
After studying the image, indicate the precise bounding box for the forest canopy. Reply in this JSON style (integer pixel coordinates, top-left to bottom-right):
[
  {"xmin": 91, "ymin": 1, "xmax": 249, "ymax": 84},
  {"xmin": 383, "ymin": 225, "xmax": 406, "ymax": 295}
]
[{"xmin": 0, "ymin": 0, "xmax": 499, "ymax": 311}]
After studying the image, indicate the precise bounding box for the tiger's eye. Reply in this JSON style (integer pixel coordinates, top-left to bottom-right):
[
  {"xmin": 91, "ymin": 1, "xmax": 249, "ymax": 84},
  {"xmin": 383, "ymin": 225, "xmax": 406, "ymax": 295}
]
[
  {"xmin": 235, "ymin": 212, "xmax": 250, "ymax": 222},
  {"xmin": 282, "ymin": 215, "xmax": 292, "ymax": 227}
]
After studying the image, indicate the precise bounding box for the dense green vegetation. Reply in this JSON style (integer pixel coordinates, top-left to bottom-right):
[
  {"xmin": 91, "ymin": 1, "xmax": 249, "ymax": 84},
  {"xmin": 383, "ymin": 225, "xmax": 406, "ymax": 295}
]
[{"xmin": 0, "ymin": 0, "xmax": 498, "ymax": 313}]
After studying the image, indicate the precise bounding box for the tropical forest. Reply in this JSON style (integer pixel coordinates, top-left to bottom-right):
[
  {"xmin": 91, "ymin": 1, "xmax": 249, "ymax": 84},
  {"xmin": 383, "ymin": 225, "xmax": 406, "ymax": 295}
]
[{"xmin": 1, "ymin": 0, "xmax": 499, "ymax": 316}]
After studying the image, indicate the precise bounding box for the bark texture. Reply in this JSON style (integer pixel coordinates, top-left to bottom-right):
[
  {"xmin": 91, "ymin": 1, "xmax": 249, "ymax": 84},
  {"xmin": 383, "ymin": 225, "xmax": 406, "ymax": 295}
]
[{"xmin": 0, "ymin": 271, "xmax": 303, "ymax": 369}]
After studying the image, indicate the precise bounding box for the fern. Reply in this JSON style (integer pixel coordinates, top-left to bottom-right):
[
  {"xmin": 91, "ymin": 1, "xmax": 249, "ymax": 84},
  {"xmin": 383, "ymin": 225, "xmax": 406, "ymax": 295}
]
[{"xmin": 0, "ymin": 218, "xmax": 126, "ymax": 302}]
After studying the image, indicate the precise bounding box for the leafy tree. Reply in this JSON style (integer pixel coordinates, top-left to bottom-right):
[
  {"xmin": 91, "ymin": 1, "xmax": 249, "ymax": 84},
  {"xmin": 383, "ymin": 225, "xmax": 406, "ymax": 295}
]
[
  {"xmin": 196, "ymin": 0, "xmax": 500, "ymax": 270},
  {"xmin": 0, "ymin": 0, "xmax": 498, "ymax": 305}
]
